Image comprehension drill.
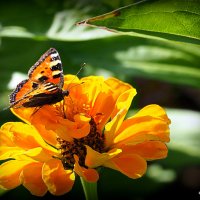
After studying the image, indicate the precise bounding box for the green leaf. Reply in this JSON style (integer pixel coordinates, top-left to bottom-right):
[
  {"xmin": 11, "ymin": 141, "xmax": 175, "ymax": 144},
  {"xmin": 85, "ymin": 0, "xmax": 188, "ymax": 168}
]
[
  {"xmin": 78, "ymin": 0, "xmax": 200, "ymax": 45},
  {"xmin": 0, "ymin": 1, "xmax": 114, "ymax": 41}
]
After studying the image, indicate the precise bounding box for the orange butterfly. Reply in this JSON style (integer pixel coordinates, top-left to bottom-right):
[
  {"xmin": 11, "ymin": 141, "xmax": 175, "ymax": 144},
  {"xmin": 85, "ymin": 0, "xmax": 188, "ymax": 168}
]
[{"xmin": 9, "ymin": 48, "xmax": 69, "ymax": 108}]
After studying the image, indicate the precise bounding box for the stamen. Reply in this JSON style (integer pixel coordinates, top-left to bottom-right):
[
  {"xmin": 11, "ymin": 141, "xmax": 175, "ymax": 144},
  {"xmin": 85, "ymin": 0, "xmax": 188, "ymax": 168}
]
[{"xmin": 57, "ymin": 117, "xmax": 105, "ymax": 170}]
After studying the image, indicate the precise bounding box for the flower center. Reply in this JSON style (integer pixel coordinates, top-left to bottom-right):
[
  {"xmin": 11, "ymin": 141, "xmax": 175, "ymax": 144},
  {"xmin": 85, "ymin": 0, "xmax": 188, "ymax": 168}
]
[{"xmin": 57, "ymin": 118, "xmax": 105, "ymax": 169}]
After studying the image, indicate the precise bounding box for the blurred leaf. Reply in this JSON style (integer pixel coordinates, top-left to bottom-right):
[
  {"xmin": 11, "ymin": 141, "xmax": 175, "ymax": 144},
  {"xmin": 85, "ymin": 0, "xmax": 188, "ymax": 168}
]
[
  {"xmin": 46, "ymin": 10, "xmax": 114, "ymax": 41},
  {"xmin": 0, "ymin": 189, "xmax": 6, "ymax": 196},
  {"xmin": 79, "ymin": 0, "xmax": 200, "ymax": 45},
  {"xmin": 0, "ymin": 26, "xmax": 34, "ymax": 38},
  {"xmin": 146, "ymin": 164, "xmax": 176, "ymax": 183},
  {"xmin": 167, "ymin": 109, "xmax": 200, "ymax": 156},
  {"xmin": 156, "ymin": 108, "xmax": 200, "ymax": 169},
  {"xmin": 1, "ymin": 0, "xmax": 200, "ymax": 93},
  {"xmin": 1, "ymin": 35, "xmax": 200, "ymax": 102},
  {"xmin": 0, "ymin": 1, "xmax": 114, "ymax": 41}
]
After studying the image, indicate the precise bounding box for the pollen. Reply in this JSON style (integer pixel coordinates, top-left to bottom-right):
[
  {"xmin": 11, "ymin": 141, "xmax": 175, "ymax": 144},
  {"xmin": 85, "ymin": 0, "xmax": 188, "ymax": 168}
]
[
  {"xmin": 57, "ymin": 118, "xmax": 105, "ymax": 169},
  {"xmin": 82, "ymin": 103, "xmax": 91, "ymax": 112}
]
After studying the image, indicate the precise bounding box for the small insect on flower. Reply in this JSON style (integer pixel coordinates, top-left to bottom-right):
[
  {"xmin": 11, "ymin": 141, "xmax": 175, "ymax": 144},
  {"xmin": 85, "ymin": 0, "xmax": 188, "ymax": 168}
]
[{"xmin": 9, "ymin": 48, "xmax": 69, "ymax": 109}]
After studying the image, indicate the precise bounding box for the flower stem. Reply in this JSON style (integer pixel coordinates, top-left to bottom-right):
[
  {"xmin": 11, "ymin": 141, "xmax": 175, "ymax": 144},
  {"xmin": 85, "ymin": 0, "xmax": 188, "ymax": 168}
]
[{"xmin": 80, "ymin": 177, "xmax": 98, "ymax": 200}]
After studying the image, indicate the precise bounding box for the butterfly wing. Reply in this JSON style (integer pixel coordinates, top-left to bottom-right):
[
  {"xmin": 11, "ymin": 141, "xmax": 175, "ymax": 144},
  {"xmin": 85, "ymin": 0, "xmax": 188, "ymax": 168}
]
[
  {"xmin": 10, "ymin": 81, "xmax": 63, "ymax": 108},
  {"xmin": 9, "ymin": 48, "xmax": 64, "ymax": 108},
  {"xmin": 28, "ymin": 48, "xmax": 64, "ymax": 88}
]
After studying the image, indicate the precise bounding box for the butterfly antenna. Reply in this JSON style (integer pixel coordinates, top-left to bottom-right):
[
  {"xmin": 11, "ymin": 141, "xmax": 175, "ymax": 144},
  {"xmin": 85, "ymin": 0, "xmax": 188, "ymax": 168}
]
[
  {"xmin": 76, "ymin": 62, "xmax": 86, "ymax": 76},
  {"xmin": 66, "ymin": 63, "xmax": 86, "ymax": 91},
  {"xmin": 67, "ymin": 63, "xmax": 86, "ymax": 91},
  {"xmin": 62, "ymin": 63, "xmax": 86, "ymax": 118}
]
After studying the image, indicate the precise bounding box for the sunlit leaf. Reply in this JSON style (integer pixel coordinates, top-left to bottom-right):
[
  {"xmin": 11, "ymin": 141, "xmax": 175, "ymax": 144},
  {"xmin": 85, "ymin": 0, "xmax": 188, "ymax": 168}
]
[{"xmin": 79, "ymin": 0, "xmax": 200, "ymax": 45}]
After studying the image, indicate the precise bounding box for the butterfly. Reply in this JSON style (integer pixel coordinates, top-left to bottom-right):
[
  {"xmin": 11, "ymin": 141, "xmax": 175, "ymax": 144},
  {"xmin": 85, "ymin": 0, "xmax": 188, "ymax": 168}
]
[{"xmin": 9, "ymin": 48, "xmax": 69, "ymax": 109}]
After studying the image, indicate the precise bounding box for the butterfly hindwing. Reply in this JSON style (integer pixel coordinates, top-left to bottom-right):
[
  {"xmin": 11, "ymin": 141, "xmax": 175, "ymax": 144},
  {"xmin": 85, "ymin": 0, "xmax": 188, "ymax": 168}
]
[
  {"xmin": 10, "ymin": 82, "xmax": 63, "ymax": 108},
  {"xmin": 10, "ymin": 79, "xmax": 31, "ymax": 107}
]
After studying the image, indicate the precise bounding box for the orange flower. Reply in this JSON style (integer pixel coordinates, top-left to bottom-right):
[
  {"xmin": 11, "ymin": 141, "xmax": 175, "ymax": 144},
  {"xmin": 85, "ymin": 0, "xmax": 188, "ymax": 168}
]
[{"xmin": 0, "ymin": 75, "xmax": 170, "ymax": 196}]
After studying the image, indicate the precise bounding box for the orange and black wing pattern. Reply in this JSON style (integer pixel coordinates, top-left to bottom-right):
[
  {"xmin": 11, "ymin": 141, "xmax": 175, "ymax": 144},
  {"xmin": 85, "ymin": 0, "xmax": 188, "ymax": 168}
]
[
  {"xmin": 28, "ymin": 48, "xmax": 64, "ymax": 88},
  {"xmin": 9, "ymin": 48, "xmax": 65, "ymax": 108}
]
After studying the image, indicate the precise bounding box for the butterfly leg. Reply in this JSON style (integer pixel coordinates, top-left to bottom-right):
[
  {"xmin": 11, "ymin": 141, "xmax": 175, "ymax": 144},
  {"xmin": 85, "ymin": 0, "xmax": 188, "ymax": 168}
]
[{"xmin": 30, "ymin": 106, "xmax": 43, "ymax": 117}]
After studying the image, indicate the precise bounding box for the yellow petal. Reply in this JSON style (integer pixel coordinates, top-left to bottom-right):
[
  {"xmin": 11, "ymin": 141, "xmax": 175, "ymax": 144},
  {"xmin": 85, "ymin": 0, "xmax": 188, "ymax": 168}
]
[
  {"xmin": 93, "ymin": 78, "xmax": 136, "ymax": 130},
  {"xmin": 89, "ymin": 84, "xmax": 114, "ymax": 129},
  {"xmin": 30, "ymin": 106, "xmax": 61, "ymax": 146},
  {"xmin": 32, "ymin": 124, "xmax": 58, "ymax": 147},
  {"xmin": 0, "ymin": 147, "xmax": 54, "ymax": 163},
  {"xmin": 23, "ymin": 147, "xmax": 55, "ymax": 162},
  {"xmin": 131, "ymin": 104, "xmax": 171, "ymax": 124},
  {"xmin": 42, "ymin": 159, "xmax": 75, "ymax": 195},
  {"xmin": 74, "ymin": 114, "xmax": 91, "ymax": 123},
  {"xmin": 20, "ymin": 162, "xmax": 47, "ymax": 196},
  {"xmin": 81, "ymin": 76, "xmax": 105, "ymax": 106},
  {"xmin": 56, "ymin": 116, "xmax": 90, "ymax": 140},
  {"xmin": 85, "ymin": 145, "xmax": 122, "ymax": 168},
  {"xmin": 104, "ymin": 109, "xmax": 127, "ymax": 148},
  {"xmin": 121, "ymin": 141, "xmax": 168, "ymax": 160},
  {"xmin": 74, "ymin": 155, "xmax": 99, "ymax": 182},
  {"xmin": 1, "ymin": 122, "xmax": 57, "ymax": 153},
  {"xmin": 0, "ymin": 146, "xmax": 24, "ymax": 160},
  {"xmin": 104, "ymin": 154, "xmax": 147, "ymax": 179},
  {"xmin": 0, "ymin": 125, "xmax": 15, "ymax": 146},
  {"xmin": 111, "ymin": 88, "xmax": 137, "ymax": 119},
  {"xmin": 114, "ymin": 116, "xmax": 170, "ymax": 145},
  {"xmin": 105, "ymin": 77, "xmax": 133, "ymax": 101},
  {"xmin": 104, "ymin": 88, "xmax": 137, "ymax": 147},
  {"xmin": 10, "ymin": 107, "xmax": 34, "ymax": 125},
  {"xmin": 64, "ymin": 74, "xmax": 80, "ymax": 84},
  {"xmin": 0, "ymin": 160, "xmax": 32, "ymax": 189}
]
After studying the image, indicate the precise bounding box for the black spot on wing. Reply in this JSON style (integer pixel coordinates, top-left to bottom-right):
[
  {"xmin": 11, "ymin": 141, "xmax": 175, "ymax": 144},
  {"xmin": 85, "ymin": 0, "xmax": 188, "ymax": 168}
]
[
  {"xmin": 38, "ymin": 76, "xmax": 49, "ymax": 82},
  {"xmin": 53, "ymin": 73, "xmax": 61, "ymax": 79},
  {"xmin": 51, "ymin": 56, "xmax": 60, "ymax": 61},
  {"xmin": 32, "ymin": 82, "xmax": 39, "ymax": 89},
  {"xmin": 51, "ymin": 63, "xmax": 62, "ymax": 71}
]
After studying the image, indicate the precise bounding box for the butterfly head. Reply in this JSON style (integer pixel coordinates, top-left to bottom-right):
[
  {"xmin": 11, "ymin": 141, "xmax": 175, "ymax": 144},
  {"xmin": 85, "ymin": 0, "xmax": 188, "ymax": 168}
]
[{"xmin": 62, "ymin": 90, "xmax": 69, "ymax": 97}]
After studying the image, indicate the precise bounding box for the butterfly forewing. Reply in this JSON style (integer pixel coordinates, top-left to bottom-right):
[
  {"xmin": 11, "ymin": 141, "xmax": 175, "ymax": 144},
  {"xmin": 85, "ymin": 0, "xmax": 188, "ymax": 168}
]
[{"xmin": 28, "ymin": 48, "xmax": 64, "ymax": 88}]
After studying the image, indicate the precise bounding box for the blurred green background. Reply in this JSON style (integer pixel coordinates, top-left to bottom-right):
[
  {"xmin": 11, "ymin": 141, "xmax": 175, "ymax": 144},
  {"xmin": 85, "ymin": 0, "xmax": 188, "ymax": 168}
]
[{"xmin": 0, "ymin": 0, "xmax": 200, "ymax": 199}]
